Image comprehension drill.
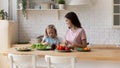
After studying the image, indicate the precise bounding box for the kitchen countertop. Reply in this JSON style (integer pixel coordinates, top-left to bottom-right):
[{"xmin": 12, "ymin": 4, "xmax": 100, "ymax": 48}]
[{"xmin": 0, "ymin": 44, "xmax": 120, "ymax": 61}]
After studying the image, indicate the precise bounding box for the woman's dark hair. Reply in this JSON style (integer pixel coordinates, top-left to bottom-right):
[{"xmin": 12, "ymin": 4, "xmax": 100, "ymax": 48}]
[{"xmin": 65, "ymin": 12, "xmax": 82, "ymax": 28}]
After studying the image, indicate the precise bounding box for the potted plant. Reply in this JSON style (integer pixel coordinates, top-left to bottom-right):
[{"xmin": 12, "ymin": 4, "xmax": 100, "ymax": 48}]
[
  {"xmin": 58, "ymin": 0, "xmax": 65, "ymax": 9},
  {"xmin": 22, "ymin": 0, "xmax": 27, "ymax": 17},
  {"xmin": 0, "ymin": 9, "xmax": 8, "ymax": 20},
  {"xmin": 18, "ymin": 0, "xmax": 27, "ymax": 17}
]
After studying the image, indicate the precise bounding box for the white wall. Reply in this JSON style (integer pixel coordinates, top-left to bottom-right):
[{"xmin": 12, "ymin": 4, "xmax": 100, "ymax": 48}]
[
  {"xmin": 18, "ymin": 0, "xmax": 120, "ymax": 44},
  {"xmin": 0, "ymin": 0, "xmax": 8, "ymax": 12}
]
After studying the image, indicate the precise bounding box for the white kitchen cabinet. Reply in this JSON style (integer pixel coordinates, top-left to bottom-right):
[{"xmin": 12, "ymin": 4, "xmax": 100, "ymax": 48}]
[
  {"xmin": 0, "ymin": 20, "xmax": 18, "ymax": 50},
  {"xmin": 113, "ymin": 0, "xmax": 120, "ymax": 28}
]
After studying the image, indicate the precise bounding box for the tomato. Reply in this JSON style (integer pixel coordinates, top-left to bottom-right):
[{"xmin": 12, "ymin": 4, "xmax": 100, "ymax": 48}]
[
  {"xmin": 65, "ymin": 47, "xmax": 70, "ymax": 50},
  {"xmin": 56, "ymin": 44, "xmax": 67, "ymax": 50},
  {"xmin": 56, "ymin": 45, "xmax": 60, "ymax": 50},
  {"xmin": 59, "ymin": 46, "xmax": 64, "ymax": 50}
]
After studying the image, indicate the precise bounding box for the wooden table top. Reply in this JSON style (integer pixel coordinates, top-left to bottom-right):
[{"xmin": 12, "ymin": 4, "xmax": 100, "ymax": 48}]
[{"xmin": 0, "ymin": 44, "xmax": 120, "ymax": 61}]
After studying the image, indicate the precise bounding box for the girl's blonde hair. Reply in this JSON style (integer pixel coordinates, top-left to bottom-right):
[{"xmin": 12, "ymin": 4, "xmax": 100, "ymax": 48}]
[{"xmin": 45, "ymin": 24, "xmax": 57, "ymax": 37}]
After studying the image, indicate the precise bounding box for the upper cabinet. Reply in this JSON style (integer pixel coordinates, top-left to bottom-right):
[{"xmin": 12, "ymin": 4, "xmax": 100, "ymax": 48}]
[
  {"xmin": 113, "ymin": 0, "xmax": 120, "ymax": 28},
  {"xmin": 17, "ymin": 0, "xmax": 65, "ymax": 10}
]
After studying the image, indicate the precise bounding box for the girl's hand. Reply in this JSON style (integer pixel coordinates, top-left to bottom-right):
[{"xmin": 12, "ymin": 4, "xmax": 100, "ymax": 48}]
[{"xmin": 42, "ymin": 42, "xmax": 49, "ymax": 45}]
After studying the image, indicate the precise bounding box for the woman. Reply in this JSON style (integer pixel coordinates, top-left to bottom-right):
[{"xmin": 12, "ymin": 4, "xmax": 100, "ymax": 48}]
[{"xmin": 64, "ymin": 12, "xmax": 87, "ymax": 48}]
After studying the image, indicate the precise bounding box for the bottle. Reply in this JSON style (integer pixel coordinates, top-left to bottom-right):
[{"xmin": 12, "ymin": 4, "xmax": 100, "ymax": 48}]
[
  {"xmin": 50, "ymin": 0, "xmax": 55, "ymax": 9},
  {"xmin": 50, "ymin": 4, "xmax": 55, "ymax": 9}
]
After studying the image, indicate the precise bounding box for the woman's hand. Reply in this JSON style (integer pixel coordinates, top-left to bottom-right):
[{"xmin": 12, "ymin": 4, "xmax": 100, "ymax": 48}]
[
  {"xmin": 64, "ymin": 40, "xmax": 72, "ymax": 46},
  {"xmin": 64, "ymin": 40, "xmax": 68, "ymax": 45},
  {"xmin": 64, "ymin": 40, "xmax": 74, "ymax": 47}
]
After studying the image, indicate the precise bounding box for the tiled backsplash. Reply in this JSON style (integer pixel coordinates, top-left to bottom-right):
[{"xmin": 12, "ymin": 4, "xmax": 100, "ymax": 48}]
[{"xmin": 18, "ymin": 0, "xmax": 120, "ymax": 44}]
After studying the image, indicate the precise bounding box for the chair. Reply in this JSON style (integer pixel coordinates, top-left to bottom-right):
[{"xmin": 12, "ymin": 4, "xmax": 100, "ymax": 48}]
[
  {"xmin": 45, "ymin": 55, "xmax": 77, "ymax": 68},
  {"xmin": 8, "ymin": 54, "xmax": 47, "ymax": 68}
]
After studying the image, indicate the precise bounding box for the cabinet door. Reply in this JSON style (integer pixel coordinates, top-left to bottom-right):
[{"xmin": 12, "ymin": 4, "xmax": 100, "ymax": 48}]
[{"xmin": 113, "ymin": 0, "xmax": 120, "ymax": 27}]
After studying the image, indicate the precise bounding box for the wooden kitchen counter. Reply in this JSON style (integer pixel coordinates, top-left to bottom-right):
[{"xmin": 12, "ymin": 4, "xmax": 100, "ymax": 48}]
[{"xmin": 0, "ymin": 44, "xmax": 120, "ymax": 61}]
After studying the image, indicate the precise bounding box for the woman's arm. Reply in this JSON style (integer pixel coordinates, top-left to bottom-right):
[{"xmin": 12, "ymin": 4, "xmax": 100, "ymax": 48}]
[
  {"xmin": 74, "ymin": 28, "xmax": 87, "ymax": 48},
  {"xmin": 74, "ymin": 39, "xmax": 87, "ymax": 48},
  {"xmin": 66, "ymin": 39, "xmax": 87, "ymax": 48}
]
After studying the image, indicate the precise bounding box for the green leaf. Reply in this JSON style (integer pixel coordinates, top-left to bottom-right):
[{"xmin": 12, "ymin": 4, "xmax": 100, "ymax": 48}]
[
  {"xmin": 46, "ymin": 45, "xmax": 51, "ymax": 49},
  {"xmin": 58, "ymin": 0, "xmax": 65, "ymax": 4},
  {"xmin": 31, "ymin": 44, "xmax": 36, "ymax": 49}
]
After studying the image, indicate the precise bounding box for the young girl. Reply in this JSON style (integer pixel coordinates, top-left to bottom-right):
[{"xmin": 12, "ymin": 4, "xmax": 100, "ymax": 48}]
[{"xmin": 41, "ymin": 24, "xmax": 60, "ymax": 46}]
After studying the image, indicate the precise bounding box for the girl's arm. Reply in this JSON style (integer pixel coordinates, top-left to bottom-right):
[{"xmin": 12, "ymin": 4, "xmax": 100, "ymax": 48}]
[
  {"xmin": 41, "ymin": 42, "xmax": 49, "ymax": 45},
  {"xmin": 41, "ymin": 36, "xmax": 49, "ymax": 45}
]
